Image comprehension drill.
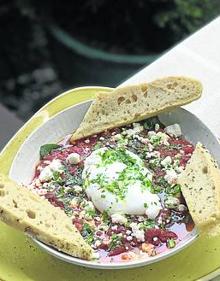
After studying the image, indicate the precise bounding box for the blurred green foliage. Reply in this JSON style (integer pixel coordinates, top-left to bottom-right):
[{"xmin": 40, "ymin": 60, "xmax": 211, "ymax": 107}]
[
  {"xmin": 153, "ymin": 0, "xmax": 220, "ymax": 40},
  {"xmin": 44, "ymin": 0, "xmax": 220, "ymax": 53}
]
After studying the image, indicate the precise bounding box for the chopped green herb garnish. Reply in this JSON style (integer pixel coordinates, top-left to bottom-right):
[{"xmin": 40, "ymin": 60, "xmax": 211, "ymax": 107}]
[
  {"xmin": 167, "ymin": 238, "xmax": 176, "ymax": 249},
  {"xmin": 93, "ymin": 143, "xmax": 102, "ymax": 150},
  {"xmin": 56, "ymin": 186, "xmax": 66, "ymax": 198},
  {"xmin": 81, "ymin": 223, "xmax": 94, "ymax": 245},
  {"xmin": 150, "ymin": 135, "xmax": 162, "ymax": 146},
  {"xmin": 85, "ymin": 148, "xmax": 153, "ymax": 200},
  {"xmin": 152, "ymin": 185, "xmax": 163, "ymax": 193},
  {"xmin": 65, "ymin": 170, "xmax": 83, "ymax": 186},
  {"xmin": 139, "ymin": 219, "xmax": 156, "ymax": 230},
  {"xmin": 102, "ymin": 210, "xmax": 110, "ymax": 223},
  {"xmin": 166, "ymin": 184, "xmax": 181, "ymax": 196},
  {"xmin": 149, "ymin": 159, "xmax": 160, "ymax": 170},
  {"xmin": 64, "ymin": 207, "xmax": 73, "ymax": 217},
  {"xmin": 109, "ymin": 234, "xmax": 122, "ymax": 250},
  {"xmin": 53, "ymin": 171, "xmax": 63, "ymax": 184},
  {"xmin": 85, "ymin": 208, "xmax": 96, "ymax": 218}
]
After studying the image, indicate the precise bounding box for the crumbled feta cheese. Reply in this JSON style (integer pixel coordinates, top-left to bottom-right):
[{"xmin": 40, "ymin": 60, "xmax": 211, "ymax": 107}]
[
  {"xmin": 155, "ymin": 123, "xmax": 160, "ymax": 131},
  {"xmin": 99, "ymin": 136, "xmax": 105, "ymax": 141},
  {"xmin": 73, "ymin": 185, "xmax": 82, "ymax": 193},
  {"xmin": 124, "ymin": 123, "xmax": 143, "ymax": 137},
  {"xmin": 111, "ymin": 225, "xmax": 118, "ymax": 231},
  {"xmin": 94, "ymin": 240, "xmax": 102, "ymax": 247},
  {"xmin": 39, "ymin": 166, "xmax": 53, "ymax": 182},
  {"xmin": 165, "ymin": 124, "xmax": 182, "ymax": 137},
  {"xmin": 133, "ymin": 122, "xmax": 144, "ymax": 132},
  {"xmin": 98, "ymin": 224, "xmax": 109, "ymax": 231},
  {"xmin": 42, "ymin": 182, "xmax": 48, "ymax": 187},
  {"xmin": 164, "ymin": 196, "xmax": 180, "ymax": 209},
  {"xmin": 39, "ymin": 159, "xmax": 65, "ymax": 182},
  {"xmin": 175, "ymin": 165, "xmax": 184, "ymax": 174},
  {"xmin": 145, "ymin": 201, "xmax": 161, "ymax": 219},
  {"xmin": 161, "ymin": 156, "xmax": 172, "ymax": 167},
  {"xmin": 164, "ymin": 169, "xmax": 177, "ymax": 184},
  {"xmin": 124, "ymin": 129, "xmax": 136, "ymax": 137},
  {"xmin": 50, "ymin": 159, "xmax": 64, "ymax": 172},
  {"xmin": 130, "ymin": 222, "xmax": 145, "ymax": 242},
  {"xmin": 111, "ymin": 214, "xmax": 127, "ymax": 225},
  {"xmin": 84, "ymin": 201, "xmax": 95, "ymax": 210},
  {"xmin": 70, "ymin": 198, "xmax": 78, "ymax": 208},
  {"xmin": 35, "ymin": 178, "xmax": 42, "ymax": 187},
  {"xmin": 148, "ymin": 131, "xmax": 170, "ymax": 146},
  {"xmin": 133, "ymin": 135, "xmax": 148, "ymax": 144},
  {"xmin": 145, "ymin": 151, "xmax": 161, "ymax": 159},
  {"xmin": 156, "ymin": 132, "xmax": 170, "ymax": 145},
  {"xmin": 66, "ymin": 152, "xmax": 81, "ymax": 165},
  {"xmin": 79, "ymin": 210, "xmax": 86, "ymax": 218},
  {"xmin": 178, "ymin": 204, "xmax": 187, "ymax": 212},
  {"xmin": 84, "ymin": 139, "xmax": 90, "ymax": 143},
  {"xmin": 148, "ymin": 131, "xmax": 156, "ymax": 138},
  {"xmin": 137, "ymin": 216, "xmax": 145, "ymax": 222},
  {"xmin": 126, "ymin": 236, "xmax": 133, "ymax": 241},
  {"xmin": 148, "ymin": 143, "xmax": 154, "ymax": 152},
  {"xmin": 112, "ymin": 134, "xmax": 122, "ymax": 141}
]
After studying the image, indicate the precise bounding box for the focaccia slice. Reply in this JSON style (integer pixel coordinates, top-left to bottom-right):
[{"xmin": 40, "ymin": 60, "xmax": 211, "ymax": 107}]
[
  {"xmin": 177, "ymin": 143, "xmax": 220, "ymax": 235},
  {"xmin": 71, "ymin": 76, "xmax": 202, "ymax": 142},
  {"xmin": 0, "ymin": 173, "xmax": 93, "ymax": 260}
]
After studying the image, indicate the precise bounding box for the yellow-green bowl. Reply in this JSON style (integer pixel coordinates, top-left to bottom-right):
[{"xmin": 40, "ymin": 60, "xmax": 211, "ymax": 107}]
[{"xmin": 0, "ymin": 87, "xmax": 220, "ymax": 280}]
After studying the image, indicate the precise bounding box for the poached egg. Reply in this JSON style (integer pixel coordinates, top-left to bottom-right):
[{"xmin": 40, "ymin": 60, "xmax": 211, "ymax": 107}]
[{"xmin": 82, "ymin": 148, "xmax": 161, "ymax": 219}]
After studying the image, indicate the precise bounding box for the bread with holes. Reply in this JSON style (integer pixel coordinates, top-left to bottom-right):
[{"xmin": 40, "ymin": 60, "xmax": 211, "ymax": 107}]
[
  {"xmin": 177, "ymin": 143, "xmax": 220, "ymax": 235},
  {"xmin": 0, "ymin": 173, "xmax": 93, "ymax": 259},
  {"xmin": 71, "ymin": 76, "xmax": 202, "ymax": 141}
]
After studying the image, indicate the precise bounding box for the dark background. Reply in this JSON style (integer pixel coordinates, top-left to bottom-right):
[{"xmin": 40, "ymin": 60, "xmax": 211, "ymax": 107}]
[{"xmin": 0, "ymin": 0, "xmax": 219, "ymax": 121}]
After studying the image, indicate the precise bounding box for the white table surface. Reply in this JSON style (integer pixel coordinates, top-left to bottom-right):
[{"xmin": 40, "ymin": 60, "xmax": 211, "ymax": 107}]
[{"xmin": 122, "ymin": 16, "xmax": 220, "ymax": 281}]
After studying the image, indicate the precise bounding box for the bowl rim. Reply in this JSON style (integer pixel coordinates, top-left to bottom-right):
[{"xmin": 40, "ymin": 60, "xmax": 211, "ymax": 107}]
[
  {"xmin": 8, "ymin": 95, "xmax": 200, "ymax": 269},
  {"xmin": 33, "ymin": 230, "xmax": 198, "ymax": 269}
]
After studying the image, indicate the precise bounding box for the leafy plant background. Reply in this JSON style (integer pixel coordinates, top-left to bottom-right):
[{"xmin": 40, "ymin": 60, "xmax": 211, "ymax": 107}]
[{"xmin": 0, "ymin": 0, "xmax": 219, "ymax": 120}]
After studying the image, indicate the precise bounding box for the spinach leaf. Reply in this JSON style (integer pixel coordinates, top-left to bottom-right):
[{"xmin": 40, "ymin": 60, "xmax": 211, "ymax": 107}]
[{"xmin": 40, "ymin": 144, "xmax": 61, "ymax": 159}]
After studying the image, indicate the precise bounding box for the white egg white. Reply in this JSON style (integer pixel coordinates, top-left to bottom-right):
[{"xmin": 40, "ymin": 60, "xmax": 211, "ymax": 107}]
[{"xmin": 82, "ymin": 148, "xmax": 161, "ymax": 218}]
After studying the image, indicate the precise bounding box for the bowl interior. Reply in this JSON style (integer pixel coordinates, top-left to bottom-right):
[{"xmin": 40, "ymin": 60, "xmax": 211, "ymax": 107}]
[{"xmin": 9, "ymin": 101, "xmax": 220, "ymax": 269}]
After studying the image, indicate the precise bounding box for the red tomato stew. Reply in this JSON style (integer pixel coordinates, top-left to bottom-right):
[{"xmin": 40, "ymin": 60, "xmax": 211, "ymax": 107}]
[{"xmin": 29, "ymin": 117, "xmax": 195, "ymax": 262}]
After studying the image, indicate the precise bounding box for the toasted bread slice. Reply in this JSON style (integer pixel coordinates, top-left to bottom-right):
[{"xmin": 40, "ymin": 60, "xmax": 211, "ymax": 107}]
[
  {"xmin": 71, "ymin": 76, "xmax": 202, "ymax": 142},
  {"xmin": 177, "ymin": 143, "xmax": 220, "ymax": 235},
  {"xmin": 0, "ymin": 174, "xmax": 93, "ymax": 260}
]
